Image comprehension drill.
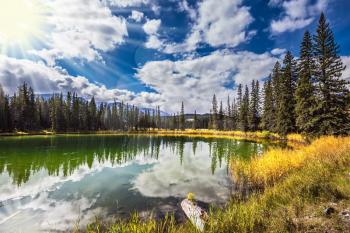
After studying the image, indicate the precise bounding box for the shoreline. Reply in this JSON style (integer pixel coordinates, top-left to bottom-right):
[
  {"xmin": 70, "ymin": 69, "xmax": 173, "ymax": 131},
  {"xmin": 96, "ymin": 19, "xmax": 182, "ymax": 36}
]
[{"xmin": 0, "ymin": 129, "xmax": 308, "ymax": 145}]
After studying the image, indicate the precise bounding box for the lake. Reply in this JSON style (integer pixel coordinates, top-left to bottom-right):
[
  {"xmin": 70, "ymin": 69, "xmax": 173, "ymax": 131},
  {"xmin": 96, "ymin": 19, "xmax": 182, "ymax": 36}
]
[{"xmin": 0, "ymin": 135, "xmax": 272, "ymax": 232}]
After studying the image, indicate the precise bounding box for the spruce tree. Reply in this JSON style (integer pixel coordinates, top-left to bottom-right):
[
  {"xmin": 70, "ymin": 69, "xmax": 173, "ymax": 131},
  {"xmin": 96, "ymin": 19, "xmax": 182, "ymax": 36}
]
[
  {"xmin": 271, "ymin": 62, "xmax": 281, "ymax": 132},
  {"xmin": 172, "ymin": 113, "xmax": 177, "ymax": 130},
  {"xmin": 248, "ymin": 80, "xmax": 260, "ymax": 131},
  {"xmin": 261, "ymin": 79, "xmax": 274, "ymax": 131},
  {"xmin": 232, "ymin": 98, "xmax": 238, "ymax": 130},
  {"xmin": 193, "ymin": 110, "xmax": 197, "ymax": 129},
  {"xmin": 276, "ymin": 51, "xmax": 297, "ymax": 136},
  {"xmin": 295, "ymin": 31, "xmax": 318, "ymax": 134},
  {"xmin": 4, "ymin": 96, "xmax": 11, "ymax": 131},
  {"xmin": 65, "ymin": 92, "xmax": 72, "ymax": 130},
  {"xmin": 239, "ymin": 85, "xmax": 250, "ymax": 131},
  {"xmin": 179, "ymin": 102, "xmax": 185, "ymax": 130},
  {"xmin": 225, "ymin": 96, "xmax": 232, "ymax": 130},
  {"xmin": 313, "ymin": 13, "xmax": 350, "ymax": 135},
  {"xmin": 71, "ymin": 93, "xmax": 79, "ymax": 131},
  {"xmin": 218, "ymin": 101, "xmax": 224, "ymax": 130},
  {"xmin": 89, "ymin": 96, "xmax": 97, "ymax": 130},
  {"xmin": 212, "ymin": 94, "xmax": 218, "ymax": 129},
  {"xmin": 0, "ymin": 84, "xmax": 5, "ymax": 131},
  {"xmin": 156, "ymin": 106, "xmax": 161, "ymax": 129}
]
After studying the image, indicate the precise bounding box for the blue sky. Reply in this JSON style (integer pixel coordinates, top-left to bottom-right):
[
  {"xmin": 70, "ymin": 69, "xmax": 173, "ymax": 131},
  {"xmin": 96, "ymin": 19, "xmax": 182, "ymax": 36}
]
[{"xmin": 0, "ymin": 0, "xmax": 349, "ymax": 113}]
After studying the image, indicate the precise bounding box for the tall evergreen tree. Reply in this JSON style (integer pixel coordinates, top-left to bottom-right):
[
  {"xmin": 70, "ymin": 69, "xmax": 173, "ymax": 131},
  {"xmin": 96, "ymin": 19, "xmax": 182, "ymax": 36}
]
[
  {"xmin": 232, "ymin": 98, "xmax": 238, "ymax": 130},
  {"xmin": 239, "ymin": 85, "xmax": 250, "ymax": 131},
  {"xmin": 249, "ymin": 80, "xmax": 260, "ymax": 131},
  {"xmin": 271, "ymin": 62, "xmax": 282, "ymax": 132},
  {"xmin": 218, "ymin": 101, "xmax": 224, "ymax": 130},
  {"xmin": 313, "ymin": 13, "xmax": 350, "ymax": 135},
  {"xmin": 261, "ymin": 79, "xmax": 275, "ymax": 131},
  {"xmin": 0, "ymin": 84, "xmax": 7, "ymax": 132},
  {"xmin": 179, "ymin": 102, "xmax": 185, "ymax": 130},
  {"xmin": 172, "ymin": 113, "xmax": 177, "ymax": 130},
  {"xmin": 65, "ymin": 92, "xmax": 72, "ymax": 130},
  {"xmin": 211, "ymin": 94, "xmax": 218, "ymax": 129},
  {"xmin": 276, "ymin": 51, "xmax": 297, "ymax": 136},
  {"xmin": 295, "ymin": 31, "xmax": 318, "ymax": 134},
  {"xmin": 71, "ymin": 93, "xmax": 80, "ymax": 131},
  {"xmin": 225, "ymin": 96, "xmax": 232, "ymax": 130},
  {"xmin": 156, "ymin": 106, "xmax": 161, "ymax": 129},
  {"xmin": 193, "ymin": 110, "xmax": 197, "ymax": 129},
  {"xmin": 89, "ymin": 96, "xmax": 97, "ymax": 130}
]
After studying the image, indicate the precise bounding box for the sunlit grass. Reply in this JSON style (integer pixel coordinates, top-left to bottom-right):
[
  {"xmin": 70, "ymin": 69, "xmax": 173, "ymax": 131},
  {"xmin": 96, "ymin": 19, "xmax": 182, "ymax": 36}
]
[
  {"xmin": 231, "ymin": 136, "xmax": 350, "ymax": 187},
  {"xmin": 134, "ymin": 129, "xmax": 302, "ymax": 143},
  {"xmin": 0, "ymin": 129, "xmax": 306, "ymax": 145}
]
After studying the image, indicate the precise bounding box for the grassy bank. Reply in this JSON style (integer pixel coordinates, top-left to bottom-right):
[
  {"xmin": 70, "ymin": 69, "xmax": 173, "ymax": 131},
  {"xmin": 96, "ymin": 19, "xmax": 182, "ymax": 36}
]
[
  {"xmin": 0, "ymin": 129, "xmax": 307, "ymax": 145},
  {"xmin": 82, "ymin": 136, "xmax": 350, "ymax": 233}
]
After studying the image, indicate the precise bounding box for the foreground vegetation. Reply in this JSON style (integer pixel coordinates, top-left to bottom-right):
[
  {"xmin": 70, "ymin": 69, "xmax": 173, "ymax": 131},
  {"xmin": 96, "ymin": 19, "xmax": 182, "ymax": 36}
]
[{"xmin": 81, "ymin": 136, "xmax": 350, "ymax": 233}]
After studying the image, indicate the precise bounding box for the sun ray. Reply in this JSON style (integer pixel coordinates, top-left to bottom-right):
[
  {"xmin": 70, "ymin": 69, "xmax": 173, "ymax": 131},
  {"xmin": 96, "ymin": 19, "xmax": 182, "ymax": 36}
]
[{"xmin": 0, "ymin": 0, "xmax": 47, "ymax": 55}]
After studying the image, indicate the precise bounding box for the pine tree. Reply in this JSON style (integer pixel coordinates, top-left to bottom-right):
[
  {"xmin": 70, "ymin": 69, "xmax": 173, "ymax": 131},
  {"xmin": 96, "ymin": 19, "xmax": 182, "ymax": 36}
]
[
  {"xmin": 172, "ymin": 113, "xmax": 177, "ymax": 130},
  {"xmin": 313, "ymin": 13, "xmax": 350, "ymax": 135},
  {"xmin": 71, "ymin": 93, "xmax": 80, "ymax": 131},
  {"xmin": 57, "ymin": 93, "xmax": 66, "ymax": 131},
  {"xmin": 225, "ymin": 96, "xmax": 232, "ymax": 130},
  {"xmin": 50, "ymin": 96, "xmax": 57, "ymax": 132},
  {"xmin": 295, "ymin": 31, "xmax": 318, "ymax": 134},
  {"xmin": 276, "ymin": 51, "xmax": 297, "ymax": 136},
  {"xmin": 232, "ymin": 98, "xmax": 238, "ymax": 130},
  {"xmin": 248, "ymin": 80, "xmax": 260, "ymax": 131},
  {"xmin": 218, "ymin": 101, "xmax": 224, "ymax": 130},
  {"xmin": 4, "ymin": 96, "xmax": 11, "ymax": 131},
  {"xmin": 193, "ymin": 110, "xmax": 197, "ymax": 129},
  {"xmin": 0, "ymin": 84, "xmax": 5, "ymax": 131},
  {"xmin": 212, "ymin": 94, "xmax": 218, "ymax": 129},
  {"xmin": 179, "ymin": 102, "xmax": 185, "ymax": 130},
  {"xmin": 156, "ymin": 106, "xmax": 161, "ymax": 129},
  {"xmin": 261, "ymin": 79, "xmax": 275, "ymax": 131},
  {"xmin": 271, "ymin": 62, "xmax": 281, "ymax": 132},
  {"xmin": 89, "ymin": 96, "xmax": 97, "ymax": 130},
  {"xmin": 239, "ymin": 85, "xmax": 250, "ymax": 131},
  {"xmin": 65, "ymin": 92, "xmax": 72, "ymax": 130}
]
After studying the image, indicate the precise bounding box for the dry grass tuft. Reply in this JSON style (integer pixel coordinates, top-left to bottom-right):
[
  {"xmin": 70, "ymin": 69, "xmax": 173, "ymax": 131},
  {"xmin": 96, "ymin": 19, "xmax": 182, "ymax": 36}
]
[{"xmin": 231, "ymin": 136, "xmax": 350, "ymax": 187}]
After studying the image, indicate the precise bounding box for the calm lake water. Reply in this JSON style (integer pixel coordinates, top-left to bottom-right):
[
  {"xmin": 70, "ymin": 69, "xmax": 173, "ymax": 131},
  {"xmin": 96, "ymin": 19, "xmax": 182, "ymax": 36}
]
[{"xmin": 0, "ymin": 135, "xmax": 272, "ymax": 232}]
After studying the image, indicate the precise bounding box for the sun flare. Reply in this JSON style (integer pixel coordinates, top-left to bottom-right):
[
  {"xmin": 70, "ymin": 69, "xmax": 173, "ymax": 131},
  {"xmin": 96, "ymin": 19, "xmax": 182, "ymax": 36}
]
[{"xmin": 0, "ymin": 0, "xmax": 45, "ymax": 49}]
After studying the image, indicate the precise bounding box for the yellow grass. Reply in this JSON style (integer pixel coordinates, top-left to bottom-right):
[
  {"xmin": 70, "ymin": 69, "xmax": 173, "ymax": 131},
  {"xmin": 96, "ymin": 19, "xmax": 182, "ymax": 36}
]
[
  {"xmin": 135, "ymin": 129, "xmax": 303, "ymax": 143},
  {"xmin": 231, "ymin": 136, "xmax": 350, "ymax": 187}
]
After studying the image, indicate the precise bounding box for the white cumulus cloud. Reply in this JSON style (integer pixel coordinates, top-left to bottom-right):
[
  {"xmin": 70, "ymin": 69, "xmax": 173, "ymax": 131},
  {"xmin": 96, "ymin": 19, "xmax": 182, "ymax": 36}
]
[
  {"xmin": 154, "ymin": 0, "xmax": 254, "ymax": 53},
  {"xmin": 105, "ymin": 0, "xmax": 150, "ymax": 7},
  {"xmin": 143, "ymin": 19, "xmax": 163, "ymax": 49},
  {"xmin": 271, "ymin": 48, "xmax": 287, "ymax": 55},
  {"xmin": 30, "ymin": 0, "xmax": 128, "ymax": 65},
  {"xmin": 136, "ymin": 50, "xmax": 277, "ymax": 113},
  {"xmin": 129, "ymin": 10, "xmax": 144, "ymax": 22},
  {"xmin": 0, "ymin": 55, "xmax": 164, "ymax": 108},
  {"xmin": 270, "ymin": 0, "xmax": 328, "ymax": 34}
]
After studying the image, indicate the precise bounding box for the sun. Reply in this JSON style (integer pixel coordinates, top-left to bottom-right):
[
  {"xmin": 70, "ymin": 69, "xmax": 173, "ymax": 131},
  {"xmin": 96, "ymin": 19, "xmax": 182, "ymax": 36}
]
[{"xmin": 0, "ymin": 0, "xmax": 45, "ymax": 50}]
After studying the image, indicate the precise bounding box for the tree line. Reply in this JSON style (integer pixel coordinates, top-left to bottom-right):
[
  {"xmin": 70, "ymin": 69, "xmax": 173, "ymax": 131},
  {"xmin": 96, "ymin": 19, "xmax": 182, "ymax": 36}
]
[
  {"xmin": 0, "ymin": 13, "xmax": 349, "ymax": 135},
  {"xmin": 0, "ymin": 82, "xmax": 164, "ymax": 132},
  {"xmin": 197, "ymin": 13, "xmax": 349, "ymax": 136}
]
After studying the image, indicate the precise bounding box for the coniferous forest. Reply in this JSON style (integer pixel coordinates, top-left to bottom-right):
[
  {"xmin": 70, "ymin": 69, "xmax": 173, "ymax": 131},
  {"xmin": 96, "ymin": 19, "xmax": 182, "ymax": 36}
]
[{"xmin": 0, "ymin": 13, "xmax": 349, "ymax": 136}]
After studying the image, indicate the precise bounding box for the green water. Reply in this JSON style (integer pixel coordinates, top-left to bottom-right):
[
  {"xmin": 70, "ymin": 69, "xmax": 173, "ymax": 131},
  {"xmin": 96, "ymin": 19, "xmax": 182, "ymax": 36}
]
[{"xmin": 0, "ymin": 135, "xmax": 272, "ymax": 232}]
